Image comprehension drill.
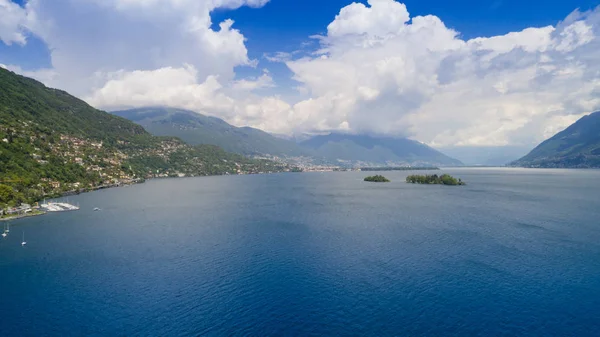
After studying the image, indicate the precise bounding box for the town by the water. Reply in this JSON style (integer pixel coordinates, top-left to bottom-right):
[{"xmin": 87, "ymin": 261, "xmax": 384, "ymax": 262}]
[{"xmin": 1, "ymin": 199, "xmax": 81, "ymax": 221}]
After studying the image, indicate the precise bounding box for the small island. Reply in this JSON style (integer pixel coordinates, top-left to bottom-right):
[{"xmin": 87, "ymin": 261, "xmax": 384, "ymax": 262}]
[
  {"xmin": 364, "ymin": 175, "xmax": 391, "ymax": 183},
  {"xmin": 406, "ymin": 174, "xmax": 465, "ymax": 186}
]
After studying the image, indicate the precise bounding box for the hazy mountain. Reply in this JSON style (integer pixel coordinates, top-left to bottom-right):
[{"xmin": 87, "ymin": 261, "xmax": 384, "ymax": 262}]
[
  {"xmin": 112, "ymin": 107, "xmax": 311, "ymax": 158},
  {"xmin": 437, "ymin": 146, "xmax": 530, "ymax": 166},
  {"xmin": 113, "ymin": 108, "xmax": 463, "ymax": 166},
  {"xmin": 512, "ymin": 111, "xmax": 600, "ymax": 168},
  {"xmin": 299, "ymin": 133, "xmax": 463, "ymax": 166}
]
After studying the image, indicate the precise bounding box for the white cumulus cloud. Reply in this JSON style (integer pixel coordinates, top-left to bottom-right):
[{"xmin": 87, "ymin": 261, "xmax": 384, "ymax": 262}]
[
  {"xmin": 0, "ymin": 0, "xmax": 32, "ymax": 45},
  {"xmin": 3, "ymin": 0, "xmax": 265, "ymax": 94},
  {"xmin": 2, "ymin": 0, "xmax": 600, "ymax": 148},
  {"xmin": 283, "ymin": 0, "xmax": 600, "ymax": 146},
  {"xmin": 85, "ymin": 64, "xmax": 293, "ymax": 133}
]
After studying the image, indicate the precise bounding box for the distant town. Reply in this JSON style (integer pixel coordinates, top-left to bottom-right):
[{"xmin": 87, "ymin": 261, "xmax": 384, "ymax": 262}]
[{"xmin": 1, "ymin": 122, "xmax": 439, "ymax": 217}]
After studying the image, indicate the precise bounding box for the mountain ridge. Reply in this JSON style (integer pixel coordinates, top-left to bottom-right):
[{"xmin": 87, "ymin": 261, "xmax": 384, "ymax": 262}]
[
  {"xmin": 300, "ymin": 133, "xmax": 463, "ymax": 166},
  {"xmin": 512, "ymin": 111, "xmax": 600, "ymax": 168},
  {"xmin": 0, "ymin": 68, "xmax": 288, "ymax": 207},
  {"xmin": 113, "ymin": 107, "xmax": 462, "ymax": 167},
  {"xmin": 112, "ymin": 107, "xmax": 312, "ymax": 158}
]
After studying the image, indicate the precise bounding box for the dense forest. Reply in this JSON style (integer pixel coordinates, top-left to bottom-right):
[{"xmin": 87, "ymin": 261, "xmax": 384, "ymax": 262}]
[
  {"xmin": 364, "ymin": 175, "xmax": 391, "ymax": 182},
  {"xmin": 406, "ymin": 174, "xmax": 465, "ymax": 186}
]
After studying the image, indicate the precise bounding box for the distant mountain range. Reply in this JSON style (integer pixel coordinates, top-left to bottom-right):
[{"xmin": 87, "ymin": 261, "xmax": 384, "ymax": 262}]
[
  {"xmin": 114, "ymin": 107, "xmax": 463, "ymax": 167},
  {"xmin": 300, "ymin": 133, "xmax": 463, "ymax": 167},
  {"xmin": 513, "ymin": 111, "xmax": 600, "ymax": 168},
  {"xmin": 112, "ymin": 107, "xmax": 311, "ymax": 158}
]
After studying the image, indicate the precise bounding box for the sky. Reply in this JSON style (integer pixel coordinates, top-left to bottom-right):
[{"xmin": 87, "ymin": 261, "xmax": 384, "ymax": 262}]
[{"xmin": 1, "ymin": 0, "xmax": 600, "ymax": 149}]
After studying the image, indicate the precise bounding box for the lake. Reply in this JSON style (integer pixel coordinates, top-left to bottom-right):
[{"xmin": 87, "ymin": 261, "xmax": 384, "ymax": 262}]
[{"xmin": 1, "ymin": 168, "xmax": 600, "ymax": 336}]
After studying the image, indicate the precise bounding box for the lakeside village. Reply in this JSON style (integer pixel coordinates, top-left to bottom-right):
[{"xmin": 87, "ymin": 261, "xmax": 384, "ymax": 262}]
[
  {"xmin": 0, "ymin": 132, "xmax": 268, "ymax": 220},
  {"xmin": 1, "ymin": 132, "xmax": 326, "ymax": 220},
  {"xmin": 1, "ymin": 131, "xmax": 436, "ymax": 220},
  {"xmin": 0, "ymin": 166, "xmax": 348, "ymax": 221},
  {"xmin": 256, "ymin": 154, "xmax": 441, "ymax": 173},
  {"xmin": 0, "ymin": 200, "xmax": 80, "ymax": 220}
]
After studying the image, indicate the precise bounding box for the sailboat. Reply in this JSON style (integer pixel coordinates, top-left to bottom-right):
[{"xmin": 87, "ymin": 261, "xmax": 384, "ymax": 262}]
[
  {"xmin": 1, "ymin": 223, "xmax": 6, "ymax": 238},
  {"xmin": 21, "ymin": 231, "xmax": 26, "ymax": 246},
  {"xmin": 6, "ymin": 222, "xmax": 9, "ymax": 233}
]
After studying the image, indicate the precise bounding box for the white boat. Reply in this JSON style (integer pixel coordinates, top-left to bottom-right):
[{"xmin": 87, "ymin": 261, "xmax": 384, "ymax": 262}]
[
  {"xmin": 1, "ymin": 224, "xmax": 6, "ymax": 238},
  {"xmin": 6, "ymin": 222, "xmax": 9, "ymax": 233},
  {"xmin": 93, "ymin": 207, "xmax": 101, "ymax": 211},
  {"xmin": 21, "ymin": 231, "xmax": 26, "ymax": 246}
]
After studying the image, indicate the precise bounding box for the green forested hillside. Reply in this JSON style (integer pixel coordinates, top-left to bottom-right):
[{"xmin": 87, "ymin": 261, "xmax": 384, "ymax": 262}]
[
  {"xmin": 512, "ymin": 111, "xmax": 600, "ymax": 168},
  {"xmin": 0, "ymin": 70, "xmax": 147, "ymax": 142},
  {"xmin": 0, "ymin": 68, "xmax": 289, "ymax": 207}
]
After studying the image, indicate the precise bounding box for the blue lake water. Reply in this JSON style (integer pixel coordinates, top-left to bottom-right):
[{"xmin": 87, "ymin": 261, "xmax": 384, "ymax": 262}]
[{"xmin": 1, "ymin": 168, "xmax": 600, "ymax": 336}]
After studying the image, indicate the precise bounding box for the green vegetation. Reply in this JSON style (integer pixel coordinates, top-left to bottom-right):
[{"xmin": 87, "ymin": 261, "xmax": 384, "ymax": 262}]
[
  {"xmin": 406, "ymin": 174, "xmax": 465, "ymax": 186},
  {"xmin": 0, "ymin": 184, "xmax": 25, "ymax": 206},
  {"xmin": 1, "ymin": 208, "xmax": 45, "ymax": 221},
  {"xmin": 364, "ymin": 175, "xmax": 391, "ymax": 182},
  {"xmin": 513, "ymin": 111, "xmax": 600, "ymax": 168},
  {"xmin": 0, "ymin": 68, "xmax": 292, "ymax": 208}
]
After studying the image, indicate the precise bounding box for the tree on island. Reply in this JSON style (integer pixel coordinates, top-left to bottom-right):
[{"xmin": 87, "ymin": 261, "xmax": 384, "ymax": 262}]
[
  {"xmin": 405, "ymin": 174, "xmax": 465, "ymax": 186},
  {"xmin": 364, "ymin": 175, "xmax": 391, "ymax": 182}
]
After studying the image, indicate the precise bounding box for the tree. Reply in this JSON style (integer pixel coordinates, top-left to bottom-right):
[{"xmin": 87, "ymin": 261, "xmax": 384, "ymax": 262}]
[{"xmin": 0, "ymin": 184, "xmax": 14, "ymax": 204}]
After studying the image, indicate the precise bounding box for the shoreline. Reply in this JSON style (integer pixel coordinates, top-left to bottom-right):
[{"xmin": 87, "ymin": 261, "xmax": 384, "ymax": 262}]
[
  {"xmin": 1, "ymin": 171, "xmax": 285, "ymax": 217},
  {"xmin": 0, "ymin": 181, "xmax": 141, "ymax": 222},
  {"xmin": 3, "ymin": 168, "xmax": 599, "ymax": 222},
  {"xmin": 1, "ymin": 210, "xmax": 47, "ymax": 222}
]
